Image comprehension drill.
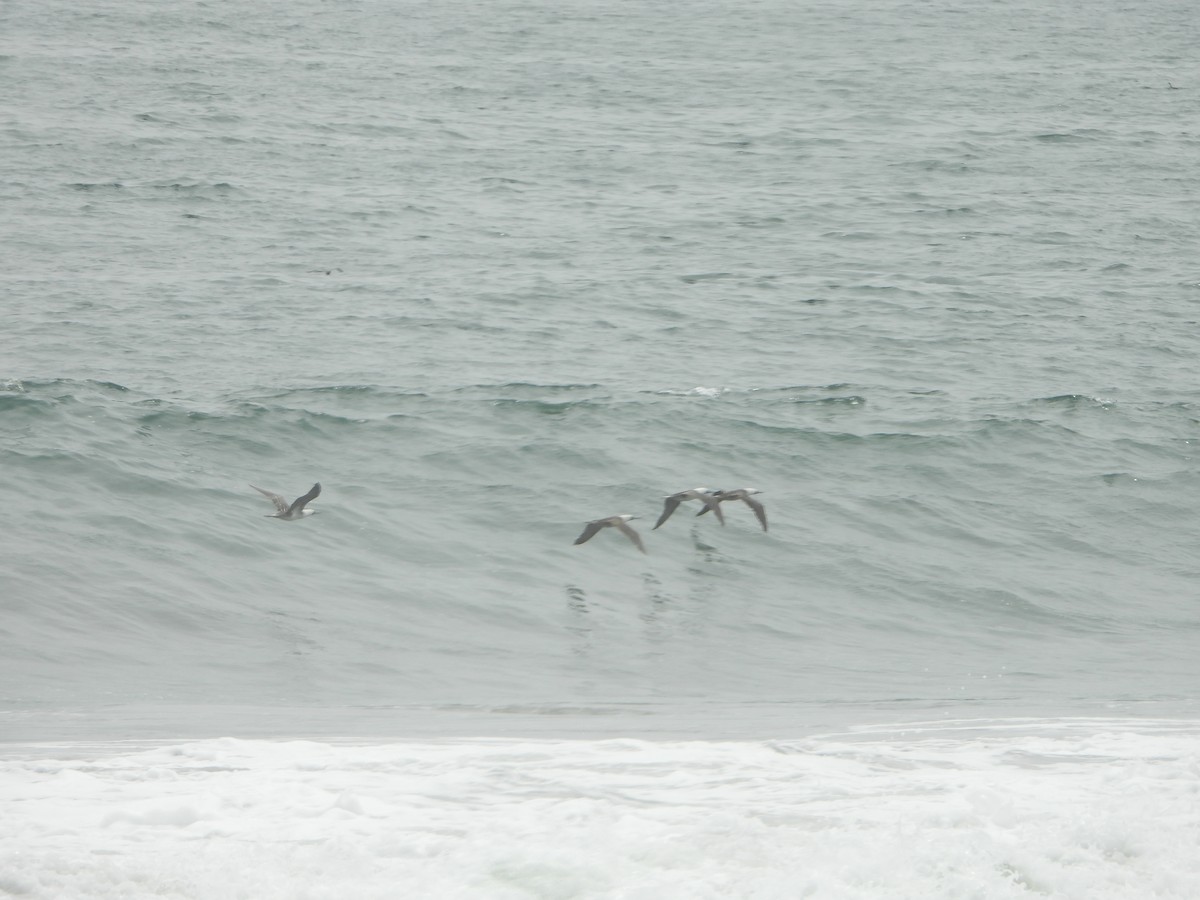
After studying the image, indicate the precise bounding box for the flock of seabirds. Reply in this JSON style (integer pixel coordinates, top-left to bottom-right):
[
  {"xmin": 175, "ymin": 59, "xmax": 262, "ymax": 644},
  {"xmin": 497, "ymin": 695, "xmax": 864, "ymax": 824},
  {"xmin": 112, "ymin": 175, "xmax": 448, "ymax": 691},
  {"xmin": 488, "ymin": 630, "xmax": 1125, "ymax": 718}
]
[{"xmin": 251, "ymin": 483, "xmax": 767, "ymax": 554}]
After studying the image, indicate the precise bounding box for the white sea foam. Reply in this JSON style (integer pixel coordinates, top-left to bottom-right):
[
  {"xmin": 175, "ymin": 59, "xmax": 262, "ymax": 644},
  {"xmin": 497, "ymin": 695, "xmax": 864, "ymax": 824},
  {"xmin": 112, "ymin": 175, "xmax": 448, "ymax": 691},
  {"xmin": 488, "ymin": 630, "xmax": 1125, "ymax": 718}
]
[
  {"xmin": 2, "ymin": 720, "xmax": 1198, "ymax": 899},
  {"xmin": 653, "ymin": 386, "xmax": 726, "ymax": 398}
]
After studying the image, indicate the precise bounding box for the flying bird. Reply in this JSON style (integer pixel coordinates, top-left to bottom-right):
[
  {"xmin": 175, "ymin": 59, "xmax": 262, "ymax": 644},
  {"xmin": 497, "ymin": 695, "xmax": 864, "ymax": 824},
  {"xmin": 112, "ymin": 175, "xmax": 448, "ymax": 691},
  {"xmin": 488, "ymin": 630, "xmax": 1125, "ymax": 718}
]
[
  {"xmin": 653, "ymin": 488, "xmax": 725, "ymax": 529},
  {"xmin": 574, "ymin": 515, "xmax": 646, "ymax": 553},
  {"xmin": 697, "ymin": 488, "xmax": 767, "ymax": 531},
  {"xmin": 250, "ymin": 482, "xmax": 321, "ymax": 521}
]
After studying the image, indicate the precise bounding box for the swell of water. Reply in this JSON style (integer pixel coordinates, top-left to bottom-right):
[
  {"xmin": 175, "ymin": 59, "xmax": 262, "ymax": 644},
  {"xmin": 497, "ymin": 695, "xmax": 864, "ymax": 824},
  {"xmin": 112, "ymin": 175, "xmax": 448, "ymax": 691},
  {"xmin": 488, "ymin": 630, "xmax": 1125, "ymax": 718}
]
[{"xmin": 3, "ymin": 372, "xmax": 1198, "ymax": 737}]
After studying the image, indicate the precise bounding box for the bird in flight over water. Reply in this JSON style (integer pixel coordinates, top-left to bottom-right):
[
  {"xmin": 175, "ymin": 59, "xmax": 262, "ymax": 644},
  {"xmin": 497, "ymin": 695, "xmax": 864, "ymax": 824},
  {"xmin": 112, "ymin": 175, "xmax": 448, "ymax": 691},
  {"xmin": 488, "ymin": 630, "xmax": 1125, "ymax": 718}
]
[
  {"xmin": 653, "ymin": 488, "xmax": 725, "ymax": 529},
  {"xmin": 697, "ymin": 488, "xmax": 767, "ymax": 531},
  {"xmin": 574, "ymin": 515, "xmax": 646, "ymax": 553},
  {"xmin": 251, "ymin": 482, "xmax": 321, "ymax": 520}
]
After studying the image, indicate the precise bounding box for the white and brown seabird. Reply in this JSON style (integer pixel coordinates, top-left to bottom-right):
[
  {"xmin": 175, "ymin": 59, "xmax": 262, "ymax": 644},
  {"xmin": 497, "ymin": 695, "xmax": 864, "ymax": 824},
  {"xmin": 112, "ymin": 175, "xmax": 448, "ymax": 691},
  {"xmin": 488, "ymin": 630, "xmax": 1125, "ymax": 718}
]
[
  {"xmin": 250, "ymin": 482, "xmax": 321, "ymax": 520},
  {"xmin": 653, "ymin": 488, "xmax": 725, "ymax": 529},
  {"xmin": 697, "ymin": 488, "xmax": 767, "ymax": 531},
  {"xmin": 574, "ymin": 515, "xmax": 646, "ymax": 553}
]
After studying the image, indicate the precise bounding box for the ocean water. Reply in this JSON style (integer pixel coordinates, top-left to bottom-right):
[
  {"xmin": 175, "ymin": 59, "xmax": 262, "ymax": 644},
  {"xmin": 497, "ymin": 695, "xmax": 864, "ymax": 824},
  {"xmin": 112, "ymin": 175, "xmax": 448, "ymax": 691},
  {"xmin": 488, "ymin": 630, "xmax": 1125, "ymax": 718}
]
[{"xmin": 4, "ymin": 0, "xmax": 1200, "ymax": 895}]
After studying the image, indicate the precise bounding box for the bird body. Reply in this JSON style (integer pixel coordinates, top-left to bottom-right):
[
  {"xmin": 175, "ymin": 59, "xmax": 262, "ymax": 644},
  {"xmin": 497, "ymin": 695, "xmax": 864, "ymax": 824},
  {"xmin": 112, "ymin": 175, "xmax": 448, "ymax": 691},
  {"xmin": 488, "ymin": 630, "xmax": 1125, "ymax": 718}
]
[
  {"xmin": 251, "ymin": 482, "xmax": 321, "ymax": 520},
  {"xmin": 574, "ymin": 514, "xmax": 646, "ymax": 553}
]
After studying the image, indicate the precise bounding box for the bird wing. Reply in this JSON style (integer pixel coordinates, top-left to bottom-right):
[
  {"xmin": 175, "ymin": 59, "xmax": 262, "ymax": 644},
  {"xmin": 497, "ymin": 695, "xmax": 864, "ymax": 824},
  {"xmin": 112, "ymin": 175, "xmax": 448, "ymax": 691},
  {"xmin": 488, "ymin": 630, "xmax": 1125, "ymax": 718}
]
[
  {"xmin": 250, "ymin": 484, "xmax": 290, "ymax": 515},
  {"xmin": 704, "ymin": 494, "xmax": 726, "ymax": 525},
  {"xmin": 288, "ymin": 482, "xmax": 321, "ymax": 516},
  {"xmin": 652, "ymin": 495, "xmax": 682, "ymax": 529},
  {"xmin": 574, "ymin": 521, "xmax": 604, "ymax": 545},
  {"xmin": 695, "ymin": 491, "xmax": 719, "ymax": 518},
  {"xmin": 743, "ymin": 495, "xmax": 767, "ymax": 531},
  {"xmin": 615, "ymin": 519, "xmax": 646, "ymax": 554}
]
